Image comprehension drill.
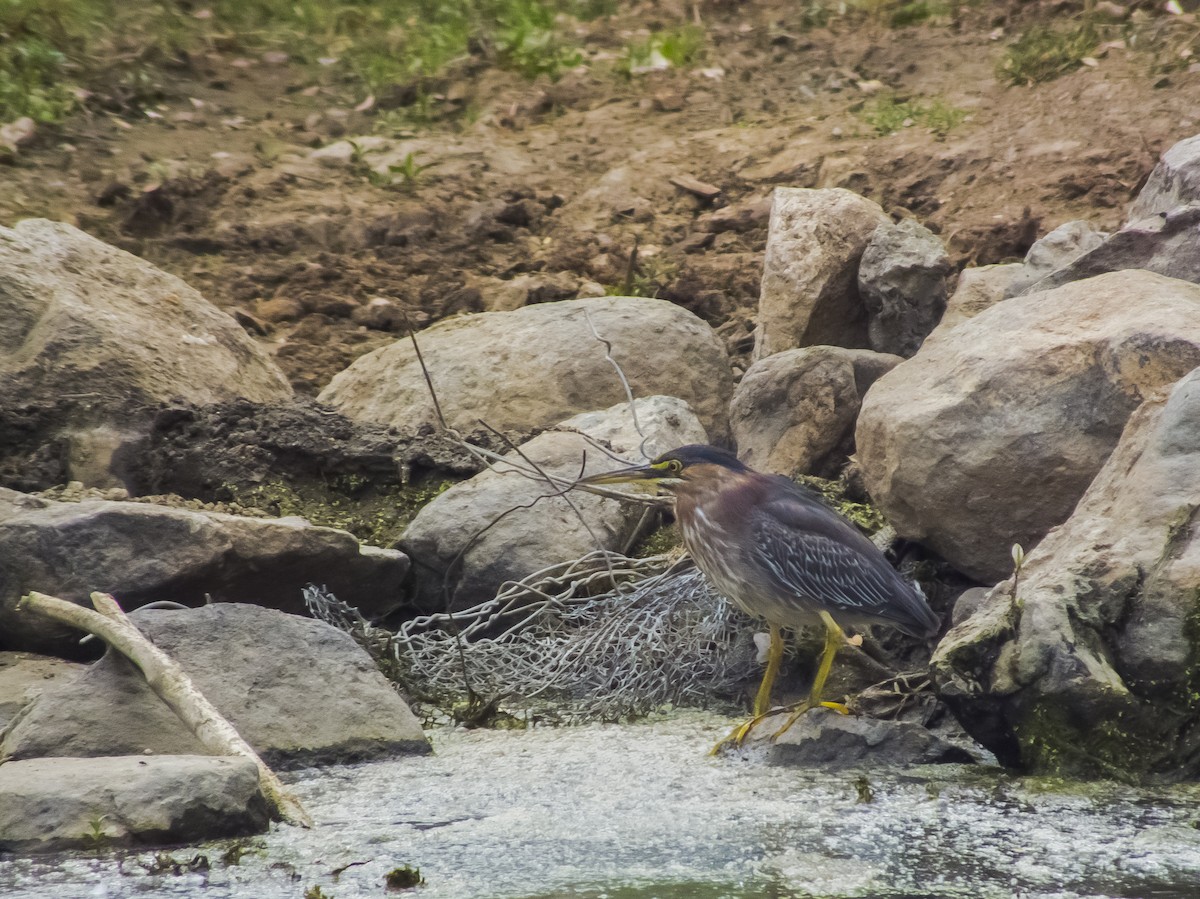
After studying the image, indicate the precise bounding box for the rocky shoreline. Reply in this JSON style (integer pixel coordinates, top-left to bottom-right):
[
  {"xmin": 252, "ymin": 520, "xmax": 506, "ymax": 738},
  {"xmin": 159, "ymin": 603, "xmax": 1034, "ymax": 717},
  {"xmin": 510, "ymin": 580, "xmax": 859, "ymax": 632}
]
[{"xmin": 5, "ymin": 131, "xmax": 1200, "ymax": 852}]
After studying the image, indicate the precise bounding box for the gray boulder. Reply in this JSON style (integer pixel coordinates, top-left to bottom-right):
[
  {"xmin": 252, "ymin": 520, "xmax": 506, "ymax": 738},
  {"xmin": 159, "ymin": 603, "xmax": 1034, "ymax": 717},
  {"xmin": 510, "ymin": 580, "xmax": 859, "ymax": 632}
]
[
  {"xmin": 318, "ymin": 296, "xmax": 734, "ymax": 445},
  {"xmin": 933, "ymin": 366, "xmax": 1200, "ymax": 779},
  {"xmin": 1127, "ymin": 132, "xmax": 1200, "ymax": 223},
  {"xmin": 0, "ymin": 756, "xmax": 268, "ymax": 852},
  {"xmin": 856, "ymin": 269, "xmax": 1200, "ymax": 582},
  {"xmin": 858, "ymin": 218, "xmax": 950, "ymax": 357},
  {"xmin": 400, "ymin": 396, "xmax": 706, "ymax": 612},
  {"xmin": 2, "ymin": 603, "xmax": 429, "ymax": 767},
  {"xmin": 1003, "ymin": 220, "xmax": 1109, "ymax": 298},
  {"xmin": 730, "ymin": 346, "xmax": 901, "ymax": 479},
  {"xmin": 1012, "ymin": 207, "xmax": 1200, "ymax": 296},
  {"xmin": 0, "ymin": 219, "xmax": 292, "ymax": 490},
  {"xmin": 0, "ymin": 489, "xmax": 409, "ymax": 655},
  {"xmin": 754, "ymin": 188, "xmax": 889, "ymax": 359}
]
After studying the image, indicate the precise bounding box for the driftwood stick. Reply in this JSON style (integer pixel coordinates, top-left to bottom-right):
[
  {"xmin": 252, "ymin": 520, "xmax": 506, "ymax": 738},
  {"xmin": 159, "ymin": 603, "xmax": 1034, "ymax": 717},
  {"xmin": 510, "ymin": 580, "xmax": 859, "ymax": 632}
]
[{"xmin": 17, "ymin": 591, "xmax": 314, "ymax": 829}]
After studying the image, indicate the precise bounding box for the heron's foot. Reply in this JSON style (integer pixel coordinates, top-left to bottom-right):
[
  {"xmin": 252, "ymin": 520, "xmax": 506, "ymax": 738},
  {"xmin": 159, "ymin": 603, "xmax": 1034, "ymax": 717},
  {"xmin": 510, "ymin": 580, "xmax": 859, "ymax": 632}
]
[
  {"xmin": 709, "ymin": 712, "xmax": 772, "ymax": 755},
  {"xmin": 710, "ymin": 699, "xmax": 852, "ymax": 754},
  {"xmin": 818, "ymin": 700, "xmax": 852, "ymax": 716},
  {"xmin": 769, "ymin": 699, "xmax": 850, "ymax": 740}
]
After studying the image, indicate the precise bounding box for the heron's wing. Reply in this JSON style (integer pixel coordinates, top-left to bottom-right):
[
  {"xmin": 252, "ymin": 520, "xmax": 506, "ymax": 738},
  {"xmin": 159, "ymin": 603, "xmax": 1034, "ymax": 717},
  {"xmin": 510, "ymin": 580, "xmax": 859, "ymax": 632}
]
[{"xmin": 747, "ymin": 490, "xmax": 937, "ymax": 635}]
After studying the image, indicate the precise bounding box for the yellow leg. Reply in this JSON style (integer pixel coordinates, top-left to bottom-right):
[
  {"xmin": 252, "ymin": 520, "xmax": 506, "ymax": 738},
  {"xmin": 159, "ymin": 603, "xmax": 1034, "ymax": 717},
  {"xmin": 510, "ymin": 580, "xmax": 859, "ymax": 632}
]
[
  {"xmin": 771, "ymin": 611, "xmax": 848, "ymax": 739},
  {"xmin": 711, "ymin": 618, "xmax": 853, "ymax": 754},
  {"xmin": 710, "ymin": 624, "xmax": 784, "ymax": 754},
  {"xmin": 752, "ymin": 623, "xmax": 784, "ymax": 717}
]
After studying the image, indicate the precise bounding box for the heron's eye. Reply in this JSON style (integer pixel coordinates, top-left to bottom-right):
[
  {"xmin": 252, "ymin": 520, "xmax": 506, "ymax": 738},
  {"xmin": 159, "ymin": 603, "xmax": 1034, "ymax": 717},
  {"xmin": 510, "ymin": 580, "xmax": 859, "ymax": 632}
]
[{"xmin": 665, "ymin": 459, "xmax": 684, "ymax": 474}]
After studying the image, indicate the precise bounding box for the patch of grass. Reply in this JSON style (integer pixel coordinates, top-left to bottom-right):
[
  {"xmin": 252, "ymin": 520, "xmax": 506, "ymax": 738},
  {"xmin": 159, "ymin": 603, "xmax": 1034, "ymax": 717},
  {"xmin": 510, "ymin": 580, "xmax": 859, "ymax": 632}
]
[
  {"xmin": 887, "ymin": 1, "xmax": 952, "ymax": 28},
  {"xmin": 0, "ymin": 0, "xmax": 593, "ymax": 125},
  {"xmin": 0, "ymin": 37, "xmax": 77, "ymax": 123},
  {"xmin": 622, "ymin": 25, "xmax": 706, "ymax": 74},
  {"xmin": 999, "ymin": 22, "xmax": 1099, "ymax": 86},
  {"xmin": 791, "ymin": 0, "xmax": 957, "ymax": 31},
  {"xmin": 493, "ymin": 0, "xmax": 584, "ymax": 79},
  {"xmin": 0, "ymin": 0, "xmax": 107, "ymax": 123},
  {"xmin": 858, "ymin": 94, "xmax": 968, "ymax": 138}
]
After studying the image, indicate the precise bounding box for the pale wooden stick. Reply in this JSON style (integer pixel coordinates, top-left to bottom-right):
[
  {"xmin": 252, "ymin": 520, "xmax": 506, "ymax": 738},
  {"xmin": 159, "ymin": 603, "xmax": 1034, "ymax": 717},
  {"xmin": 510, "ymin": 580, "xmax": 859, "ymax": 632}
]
[{"xmin": 17, "ymin": 591, "xmax": 313, "ymax": 828}]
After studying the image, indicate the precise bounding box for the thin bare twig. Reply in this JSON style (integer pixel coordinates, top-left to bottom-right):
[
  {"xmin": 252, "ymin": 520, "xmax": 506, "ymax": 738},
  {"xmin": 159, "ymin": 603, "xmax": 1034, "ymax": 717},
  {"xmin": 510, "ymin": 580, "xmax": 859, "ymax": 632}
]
[{"xmin": 584, "ymin": 308, "xmax": 651, "ymax": 462}]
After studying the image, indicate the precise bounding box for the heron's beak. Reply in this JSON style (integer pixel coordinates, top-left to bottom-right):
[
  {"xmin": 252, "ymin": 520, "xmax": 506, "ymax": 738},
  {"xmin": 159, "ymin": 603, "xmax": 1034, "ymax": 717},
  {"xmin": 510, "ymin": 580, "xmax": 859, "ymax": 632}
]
[{"xmin": 577, "ymin": 462, "xmax": 666, "ymax": 486}]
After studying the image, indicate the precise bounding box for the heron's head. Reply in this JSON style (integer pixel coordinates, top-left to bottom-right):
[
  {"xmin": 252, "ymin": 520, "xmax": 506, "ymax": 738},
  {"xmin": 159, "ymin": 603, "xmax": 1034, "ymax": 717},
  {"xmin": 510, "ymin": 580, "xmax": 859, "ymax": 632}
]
[{"xmin": 578, "ymin": 444, "xmax": 748, "ymax": 490}]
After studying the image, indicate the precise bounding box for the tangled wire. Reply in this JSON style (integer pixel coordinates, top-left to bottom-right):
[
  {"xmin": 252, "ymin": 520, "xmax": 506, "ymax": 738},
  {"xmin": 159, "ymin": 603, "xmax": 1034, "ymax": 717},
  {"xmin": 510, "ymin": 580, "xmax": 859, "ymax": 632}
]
[{"xmin": 304, "ymin": 550, "xmax": 763, "ymax": 724}]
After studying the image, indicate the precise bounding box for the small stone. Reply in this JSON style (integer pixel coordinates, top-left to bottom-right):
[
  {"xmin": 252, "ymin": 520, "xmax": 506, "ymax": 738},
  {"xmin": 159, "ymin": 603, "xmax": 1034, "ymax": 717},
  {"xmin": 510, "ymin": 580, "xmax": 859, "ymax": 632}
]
[
  {"xmin": 0, "ymin": 116, "xmax": 37, "ymax": 151},
  {"xmin": 653, "ymin": 91, "xmax": 685, "ymax": 112},
  {"xmin": 255, "ymin": 296, "xmax": 304, "ymax": 323},
  {"xmin": 670, "ymin": 174, "xmax": 722, "ymax": 201}
]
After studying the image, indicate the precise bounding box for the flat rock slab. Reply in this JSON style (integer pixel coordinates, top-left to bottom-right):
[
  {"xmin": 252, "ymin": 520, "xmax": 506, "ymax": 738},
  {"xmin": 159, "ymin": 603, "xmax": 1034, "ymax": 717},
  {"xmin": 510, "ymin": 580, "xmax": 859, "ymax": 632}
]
[
  {"xmin": 0, "ymin": 755, "xmax": 268, "ymax": 852},
  {"xmin": 0, "ymin": 488, "xmax": 409, "ymax": 655},
  {"xmin": 762, "ymin": 709, "xmax": 975, "ymax": 768},
  {"xmin": 1, "ymin": 603, "xmax": 429, "ymax": 768}
]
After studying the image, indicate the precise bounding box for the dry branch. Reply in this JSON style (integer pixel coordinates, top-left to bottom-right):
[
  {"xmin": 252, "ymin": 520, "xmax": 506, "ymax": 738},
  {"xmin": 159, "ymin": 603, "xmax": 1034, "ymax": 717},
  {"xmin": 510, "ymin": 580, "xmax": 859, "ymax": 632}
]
[{"xmin": 17, "ymin": 591, "xmax": 313, "ymax": 829}]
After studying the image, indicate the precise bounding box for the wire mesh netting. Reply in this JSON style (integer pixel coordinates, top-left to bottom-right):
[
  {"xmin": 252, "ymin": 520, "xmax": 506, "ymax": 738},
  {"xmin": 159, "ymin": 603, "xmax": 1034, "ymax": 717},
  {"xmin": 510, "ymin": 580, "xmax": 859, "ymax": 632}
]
[{"xmin": 304, "ymin": 550, "xmax": 763, "ymax": 723}]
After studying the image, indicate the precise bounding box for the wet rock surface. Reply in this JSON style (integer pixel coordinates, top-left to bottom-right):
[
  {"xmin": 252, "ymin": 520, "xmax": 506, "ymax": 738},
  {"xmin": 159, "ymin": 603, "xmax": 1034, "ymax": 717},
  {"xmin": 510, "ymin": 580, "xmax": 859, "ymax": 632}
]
[
  {"xmin": 0, "ymin": 755, "xmax": 269, "ymax": 853},
  {"xmin": 934, "ymin": 365, "xmax": 1200, "ymax": 779},
  {"xmin": 766, "ymin": 708, "xmax": 977, "ymax": 768}
]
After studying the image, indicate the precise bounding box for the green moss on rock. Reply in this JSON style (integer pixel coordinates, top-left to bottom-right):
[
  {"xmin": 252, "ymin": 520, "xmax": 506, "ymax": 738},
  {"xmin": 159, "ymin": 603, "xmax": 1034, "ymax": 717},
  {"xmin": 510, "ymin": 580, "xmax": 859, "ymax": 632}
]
[{"xmin": 229, "ymin": 473, "xmax": 456, "ymax": 547}]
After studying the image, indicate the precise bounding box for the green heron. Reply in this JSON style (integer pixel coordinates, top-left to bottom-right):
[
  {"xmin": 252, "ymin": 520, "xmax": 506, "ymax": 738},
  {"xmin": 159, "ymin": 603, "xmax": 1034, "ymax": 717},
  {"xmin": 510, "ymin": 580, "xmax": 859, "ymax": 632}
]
[{"xmin": 580, "ymin": 444, "xmax": 940, "ymax": 746}]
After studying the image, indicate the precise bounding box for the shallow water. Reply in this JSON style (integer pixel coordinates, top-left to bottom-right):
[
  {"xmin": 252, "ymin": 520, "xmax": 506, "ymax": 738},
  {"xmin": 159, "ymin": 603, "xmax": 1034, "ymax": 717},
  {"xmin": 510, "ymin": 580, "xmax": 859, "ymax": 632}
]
[{"xmin": 3, "ymin": 712, "xmax": 1200, "ymax": 899}]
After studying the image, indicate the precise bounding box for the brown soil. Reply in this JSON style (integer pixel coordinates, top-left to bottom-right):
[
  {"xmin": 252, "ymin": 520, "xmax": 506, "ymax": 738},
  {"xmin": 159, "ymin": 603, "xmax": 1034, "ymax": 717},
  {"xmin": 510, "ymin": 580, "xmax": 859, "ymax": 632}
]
[{"xmin": 2, "ymin": 1, "xmax": 1198, "ymax": 396}]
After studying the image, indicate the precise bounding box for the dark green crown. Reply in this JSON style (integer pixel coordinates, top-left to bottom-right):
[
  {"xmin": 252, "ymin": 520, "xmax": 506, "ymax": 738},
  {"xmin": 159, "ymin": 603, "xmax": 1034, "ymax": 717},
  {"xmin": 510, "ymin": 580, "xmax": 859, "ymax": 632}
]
[{"xmin": 653, "ymin": 444, "xmax": 748, "ymax": 472}]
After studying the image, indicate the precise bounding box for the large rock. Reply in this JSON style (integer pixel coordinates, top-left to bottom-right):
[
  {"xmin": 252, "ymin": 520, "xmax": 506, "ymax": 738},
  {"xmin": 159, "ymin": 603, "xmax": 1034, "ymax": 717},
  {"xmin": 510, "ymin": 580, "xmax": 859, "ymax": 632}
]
[
  {"xmin": 0, "ymin": 756, "xmax": 268, "ymax": 852},
  {"xmin": 2, "ymin": 603, "xmax": 429, "ymax": 767},
  {"xmin": 0, "ymin": 651, "xmax": 83, "ymax": 730},
  {"xmin": 856, "ymin": 270, "xmax": 1200, "ymax": 582},
  {"xmin": 1002, "ymin": 220, "xmax": 1109, "ymax": 298},
  {"xmin": 400, "ymin": 396, "xmax": 706, "ymax": 611},
  {"xmin": 754, "ymin": 188, "xmax": 889, "ymax": 359},
  {"xmin": 933, "ymin": 367, "xmax": 1200, "ymax": 779},
  {"xmin": 857, "ymin": 218, "xmax": 949, "ymax": 357},
  {"xmin": 0, "ymin": 490, "xmax": 409, "ymax": 655},
  {"xmin": 1127, "ymin": 131, "xmax": 1200, "ymax": 223},
  {"xmin": 0, "ymin": 219, "xmax": 292, "ymax": 490},
  {"xmin": 1011, "ymin": 206, "xmax": 1200, "ymax": 296},
  {"xmin": 730, "ymin": 346, "xmax": 901, "ymax": 479},
  {"xmin": 318, "ymin": 296, "xmax": 734, "ymax": 444}
]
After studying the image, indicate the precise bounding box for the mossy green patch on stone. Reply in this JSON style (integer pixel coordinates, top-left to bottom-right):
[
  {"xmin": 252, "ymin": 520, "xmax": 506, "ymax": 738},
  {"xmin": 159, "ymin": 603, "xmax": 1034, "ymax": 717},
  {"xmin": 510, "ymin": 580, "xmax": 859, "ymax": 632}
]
[
  {"xmin": 1016, "ymin": 698, "xmax": 1169, "ymax": 783},
  {"xmin": 228, "ymin": 472, "xmax": 456, "ymax": 547},
  {"xmin": 630, "ymin": 523, "xmax": 682, "ymax": 558},
  {"xmin": 795, "ymin": 474, "xmax": 888, "ymax": 534}
]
